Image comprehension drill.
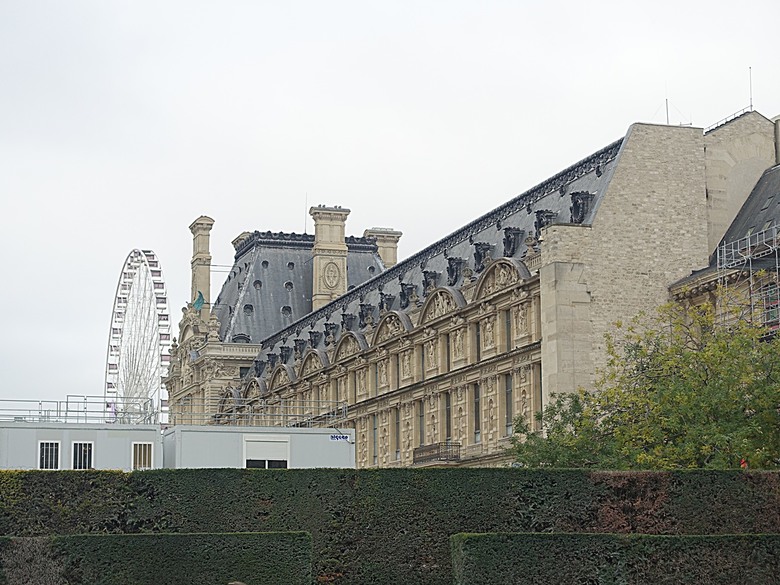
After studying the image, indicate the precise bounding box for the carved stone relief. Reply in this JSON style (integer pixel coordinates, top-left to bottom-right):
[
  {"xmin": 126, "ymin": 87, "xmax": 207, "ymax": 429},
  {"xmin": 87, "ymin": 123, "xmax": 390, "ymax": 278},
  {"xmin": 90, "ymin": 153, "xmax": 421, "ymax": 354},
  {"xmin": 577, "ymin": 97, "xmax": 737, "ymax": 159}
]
[
  {"xmin": 426, "ymin": 339, "xmax": 437, "ymax": 368},
  {"xmin": 483, "ymin": 317, "xmax": 495, "ymax": 349},
  {"xmin": 357, "ymin": 368, "xmax": 367, "ymax": 395},
  {"xmin": 515, "ymin": 303, "xmax": 528, "ymax": 335},
  {"xmin": 401, "ymin": 350, "xmax": 411, "ymax": 379},
  {"xmin": 427, "ymin": 291, "xmax": 454, "ymax": 321}
]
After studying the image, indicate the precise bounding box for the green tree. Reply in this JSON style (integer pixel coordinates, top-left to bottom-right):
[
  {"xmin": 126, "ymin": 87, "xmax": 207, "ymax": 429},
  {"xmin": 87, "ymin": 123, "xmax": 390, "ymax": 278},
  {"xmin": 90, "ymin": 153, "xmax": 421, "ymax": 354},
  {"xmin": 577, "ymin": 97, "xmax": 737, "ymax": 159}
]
[{"xmin": 513, "ymin": 296, "xmax": 780, "ymax": 469}]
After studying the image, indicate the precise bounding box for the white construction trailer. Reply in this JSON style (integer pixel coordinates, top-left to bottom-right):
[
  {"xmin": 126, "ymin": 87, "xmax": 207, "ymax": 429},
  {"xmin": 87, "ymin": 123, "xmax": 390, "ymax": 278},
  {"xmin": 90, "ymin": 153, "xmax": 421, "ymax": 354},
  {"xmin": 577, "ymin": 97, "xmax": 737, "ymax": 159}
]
[{"xmin": 162, "ymin": 425, "xmax": 355, "ymax": 469}]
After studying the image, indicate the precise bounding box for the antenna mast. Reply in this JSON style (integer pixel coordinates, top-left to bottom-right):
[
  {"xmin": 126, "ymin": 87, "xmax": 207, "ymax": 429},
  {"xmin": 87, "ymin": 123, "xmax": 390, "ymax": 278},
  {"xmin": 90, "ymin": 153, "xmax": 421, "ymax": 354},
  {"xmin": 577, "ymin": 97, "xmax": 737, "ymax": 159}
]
[{"xmin": 749, "ymin": 66, "xmax": 753, "ymax": 110}]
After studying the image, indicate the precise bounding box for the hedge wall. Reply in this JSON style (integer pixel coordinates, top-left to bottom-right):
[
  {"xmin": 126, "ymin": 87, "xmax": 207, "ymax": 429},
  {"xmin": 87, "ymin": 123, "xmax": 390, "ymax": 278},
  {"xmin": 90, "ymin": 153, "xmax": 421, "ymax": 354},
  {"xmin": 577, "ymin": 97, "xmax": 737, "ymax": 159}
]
[
  {"xmin": 0, "ymin": 532, "xmax": 311, "ymax": 585},
  {"xmin": 450, "ymin": 533, "xmax": 780, "ymax": 585},
  {"xmin": 0, "ymin": 469, "xmax": 778, "ymax": 584}
]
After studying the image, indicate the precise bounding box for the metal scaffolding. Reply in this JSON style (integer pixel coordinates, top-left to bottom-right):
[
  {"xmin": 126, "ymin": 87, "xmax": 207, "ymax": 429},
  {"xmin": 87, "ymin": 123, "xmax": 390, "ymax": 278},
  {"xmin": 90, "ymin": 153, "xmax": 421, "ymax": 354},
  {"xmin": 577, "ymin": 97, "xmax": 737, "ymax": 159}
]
[{"xmin": 716, "ymin": 224, "xmax": 780, "ymax": 330}]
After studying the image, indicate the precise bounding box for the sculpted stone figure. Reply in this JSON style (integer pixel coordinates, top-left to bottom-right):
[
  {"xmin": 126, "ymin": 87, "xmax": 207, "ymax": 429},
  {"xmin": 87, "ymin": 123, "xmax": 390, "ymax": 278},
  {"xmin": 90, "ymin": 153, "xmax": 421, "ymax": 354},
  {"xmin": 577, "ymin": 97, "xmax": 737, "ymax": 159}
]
[{"xmin": 453, "ymin": 328, "xmax": 464, "ymax": 358}]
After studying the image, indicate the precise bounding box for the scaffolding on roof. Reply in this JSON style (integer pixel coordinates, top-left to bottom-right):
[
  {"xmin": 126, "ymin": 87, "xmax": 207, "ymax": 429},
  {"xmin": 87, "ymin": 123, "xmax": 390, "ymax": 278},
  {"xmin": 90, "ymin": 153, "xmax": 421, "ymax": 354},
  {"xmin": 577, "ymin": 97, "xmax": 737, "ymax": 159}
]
[{"xmin": 716, "ymin": 224, "xmax": 780, "ymax": 331}]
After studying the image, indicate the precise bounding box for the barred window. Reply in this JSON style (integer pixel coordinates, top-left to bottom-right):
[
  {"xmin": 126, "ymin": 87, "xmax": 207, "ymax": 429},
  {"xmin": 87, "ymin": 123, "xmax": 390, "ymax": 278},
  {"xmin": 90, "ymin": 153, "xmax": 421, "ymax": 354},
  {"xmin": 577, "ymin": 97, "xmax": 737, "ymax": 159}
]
[
  {"xmin": 132, "ymin": 443, "xmax": 153, "ymax": 471},
  {"xmin": 72, "ymin": 442, "xmax": 93, "ymax": 470},
  {"xmin": 39, "ymin": 441, "xmax": 60, "ymax": 470}
]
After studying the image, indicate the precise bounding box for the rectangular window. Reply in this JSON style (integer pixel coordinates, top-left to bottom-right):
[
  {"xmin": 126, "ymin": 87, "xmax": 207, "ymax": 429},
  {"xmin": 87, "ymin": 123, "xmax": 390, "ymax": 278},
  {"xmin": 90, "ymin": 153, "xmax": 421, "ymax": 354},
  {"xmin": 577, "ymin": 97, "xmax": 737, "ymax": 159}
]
[
  {"xmin": 72, "ymin": 442, "xmax": 93, "ymax": 470},
  {"xmin": 374, "ymin": 363, "xmax": 379, "ymax": 397},
  {"xmin": 445, "ymin": 392, "xmax": 452, "ymax": 441},
  {"xmin": 39, "ymin": 441, "xmax": 60, "ymax": 470},
  {"xmin": 132, "ymin": 442, "xmax": 153, "ymax": 471},
  {"xmin": 505, "ymin": 373, "xmax": 514, "ymax": 436},
  {"xmin": 445, "ymin": 333, "xmax": 451, "ymax": 370},
  {"xmin": 420, "ymin": 346, "xmax": 425, "ymax": 381},
  {"xmin": 395, "ymin": 407, "xmax": 401, "ymax": 461},
  {"xmin": 372, "ymin": 414, "xmax": 378, "ymax": 466},
  {"xmin": 418, "ymin": 400, "xmax": 425, "ymax": 446},
  {"xmin": 246, "ymin": 459, "xmax": 288, "ymax": 469},
  {"xmin": 394, "ymin": 354, "xmax": 400, "ymax": 390},
  {"xmin": 474, "ymin": 383, "xmax": 481, "ymax": 443}
]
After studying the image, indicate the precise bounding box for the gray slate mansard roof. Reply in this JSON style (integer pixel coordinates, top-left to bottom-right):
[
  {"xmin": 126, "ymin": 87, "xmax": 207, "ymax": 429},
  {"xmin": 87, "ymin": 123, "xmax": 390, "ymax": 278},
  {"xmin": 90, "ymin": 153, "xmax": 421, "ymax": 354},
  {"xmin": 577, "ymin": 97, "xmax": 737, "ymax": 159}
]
[
  {"xmin": 214, "ymin": 232, "xmax": 385, "ymax": 343},
  {"xmin": 249, "ymin": 136, "xmax": 625, "ymax": 376}
]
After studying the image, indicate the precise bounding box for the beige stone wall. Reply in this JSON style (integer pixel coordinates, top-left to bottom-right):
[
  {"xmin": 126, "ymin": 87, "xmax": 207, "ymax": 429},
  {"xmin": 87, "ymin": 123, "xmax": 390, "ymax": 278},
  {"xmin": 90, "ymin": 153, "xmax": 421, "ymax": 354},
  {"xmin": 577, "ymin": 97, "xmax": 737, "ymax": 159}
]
[
  {"xmin": 704, "ymin": 112, "xmax": 776, "ymax": 254},
  {"xmin": 540, "ymin": 123, "xmax": 709, "ymax": 398}
]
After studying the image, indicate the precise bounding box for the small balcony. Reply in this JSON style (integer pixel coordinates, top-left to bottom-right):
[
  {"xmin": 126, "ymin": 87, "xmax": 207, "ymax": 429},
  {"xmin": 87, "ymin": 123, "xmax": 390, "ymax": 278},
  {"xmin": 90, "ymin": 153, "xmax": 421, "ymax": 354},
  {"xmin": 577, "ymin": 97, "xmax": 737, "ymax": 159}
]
[{"xmin": 412, "ymin": 441, "xmax": 461, "ymax": 466}]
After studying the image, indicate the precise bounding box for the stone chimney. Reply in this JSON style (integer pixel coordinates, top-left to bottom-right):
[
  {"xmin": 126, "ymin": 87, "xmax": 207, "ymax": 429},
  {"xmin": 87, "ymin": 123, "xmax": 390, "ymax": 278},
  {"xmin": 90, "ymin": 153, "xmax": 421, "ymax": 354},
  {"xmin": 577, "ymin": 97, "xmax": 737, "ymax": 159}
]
[
  {"xmin": 364, "ymin": 227, "xmax": 403, "ymax": 268},
  {"xmin": 189, "ymin": 215, "xmax": 214, "ymax": 319},
  {"xmin": 310, "ymin": 205, "xmax": 350, "ymax": 310},
  {"xmin": 231, "ymin": 231, "xmax": 252, "ymax": 251}
]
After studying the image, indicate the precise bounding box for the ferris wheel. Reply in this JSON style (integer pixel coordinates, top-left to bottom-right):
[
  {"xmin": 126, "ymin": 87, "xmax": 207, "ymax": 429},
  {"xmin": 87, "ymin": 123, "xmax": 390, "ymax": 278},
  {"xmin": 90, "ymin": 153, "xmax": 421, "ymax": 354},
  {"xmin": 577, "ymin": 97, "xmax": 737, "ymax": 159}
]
[{"xmin": 104, "ymin": 249, "xmax": 171, "ymax": 422}]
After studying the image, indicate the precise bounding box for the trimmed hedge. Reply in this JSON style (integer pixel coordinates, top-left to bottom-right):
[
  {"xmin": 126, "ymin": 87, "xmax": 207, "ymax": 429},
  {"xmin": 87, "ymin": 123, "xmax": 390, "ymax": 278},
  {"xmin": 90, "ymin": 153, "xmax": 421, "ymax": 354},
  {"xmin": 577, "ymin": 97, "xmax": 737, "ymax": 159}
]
[
  {"xmin": 0, "ymin": 469, "xmax": 778, "ymax": 584},
  {"xmin": 451, "ymin": 532, "xmax": 780, "ymax": 585},
  {"xmin": 0, "ymin": 532, "xmax": 311, "ymax": 585}
]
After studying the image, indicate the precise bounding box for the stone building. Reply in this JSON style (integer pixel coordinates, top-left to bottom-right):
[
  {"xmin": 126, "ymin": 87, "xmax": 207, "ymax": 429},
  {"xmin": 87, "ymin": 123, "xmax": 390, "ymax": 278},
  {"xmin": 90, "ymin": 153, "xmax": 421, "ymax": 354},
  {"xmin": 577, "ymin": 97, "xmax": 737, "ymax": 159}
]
[
  {"xmin": 172, "ymin": 109, "xmax": 780, "ymax": 468},
  {"xmin": 165, "ymin": 211, "xmax": 401, "ymax": 424}
]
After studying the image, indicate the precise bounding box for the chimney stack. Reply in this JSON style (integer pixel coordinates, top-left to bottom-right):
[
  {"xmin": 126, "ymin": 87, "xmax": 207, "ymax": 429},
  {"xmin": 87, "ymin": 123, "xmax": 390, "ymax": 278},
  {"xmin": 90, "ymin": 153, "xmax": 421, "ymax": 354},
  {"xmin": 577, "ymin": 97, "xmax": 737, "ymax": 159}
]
[
  {"xmin": 364, "ymin": 227, "xmax": 403, "ymax": 268},
  {"xmin": 309, "ymin": 205, "xmax": 350, "ymax": 310},
  {"xmin": 189, "ymin": 216, "xmax": 214, "ymax": 319}
]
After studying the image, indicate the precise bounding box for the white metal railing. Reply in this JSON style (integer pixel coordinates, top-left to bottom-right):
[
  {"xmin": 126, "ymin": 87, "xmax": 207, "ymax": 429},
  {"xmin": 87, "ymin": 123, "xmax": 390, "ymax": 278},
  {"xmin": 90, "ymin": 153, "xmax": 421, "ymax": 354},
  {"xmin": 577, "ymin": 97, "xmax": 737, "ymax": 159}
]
[
  {"xmin": 0, "ymin": 395, "xmax": 158, "ymax": 425},
  {"xmin": 168, "ymin": 397, "xmax": 348, "ymax": 428}
]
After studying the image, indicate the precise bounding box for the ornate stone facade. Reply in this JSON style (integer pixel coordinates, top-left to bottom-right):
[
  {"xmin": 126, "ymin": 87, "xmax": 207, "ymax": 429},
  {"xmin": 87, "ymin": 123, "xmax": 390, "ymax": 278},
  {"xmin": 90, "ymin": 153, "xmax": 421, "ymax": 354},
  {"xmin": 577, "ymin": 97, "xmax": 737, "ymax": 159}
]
[
  {"xmin": 169, "ymin": 110, "xmax": 780, "ymax": 469},
  {"xmin": 232, "ymin": 258, "xmax": 541, "ymax": 468}
]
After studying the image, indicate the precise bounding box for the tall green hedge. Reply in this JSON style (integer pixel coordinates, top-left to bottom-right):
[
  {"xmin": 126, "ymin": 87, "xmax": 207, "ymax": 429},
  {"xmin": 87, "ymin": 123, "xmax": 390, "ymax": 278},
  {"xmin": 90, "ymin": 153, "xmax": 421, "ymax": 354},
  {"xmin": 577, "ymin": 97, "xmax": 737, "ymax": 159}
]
[
  {"xmin": 450, "ymin": 533, "xmax": 780, "ymax": 585},
  {"xmin": 0, "ymin": 532, "xmax": 311, "ymax": 585},
  {"xmin": 0, "ymin": 469, "xmax": 778, "ymax": 584}
]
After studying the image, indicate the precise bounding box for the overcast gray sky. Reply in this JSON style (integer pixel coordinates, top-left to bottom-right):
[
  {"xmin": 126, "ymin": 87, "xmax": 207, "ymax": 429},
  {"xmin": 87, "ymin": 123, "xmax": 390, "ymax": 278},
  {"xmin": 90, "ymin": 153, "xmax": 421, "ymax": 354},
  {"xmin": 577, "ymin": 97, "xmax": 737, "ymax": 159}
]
[{"xmin": 1, "ymin": 0, "xmax": 779, "ymax": 403}]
